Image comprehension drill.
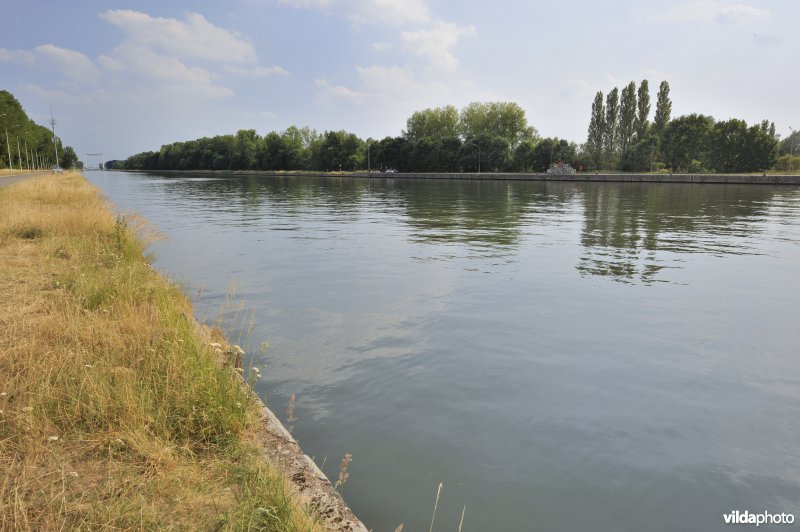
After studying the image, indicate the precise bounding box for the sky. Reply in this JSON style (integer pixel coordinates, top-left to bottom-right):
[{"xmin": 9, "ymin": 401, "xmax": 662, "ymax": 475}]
[{"xmin": 1, "ymin": 0, "xmax": 797, "ymax": 161}]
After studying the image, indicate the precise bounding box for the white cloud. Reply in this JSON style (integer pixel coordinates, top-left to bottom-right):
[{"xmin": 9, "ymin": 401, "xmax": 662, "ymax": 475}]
[
  {"xmin": 348, "ymin": 0, "xmax": 430, "ymax": 26},
  {"xmin": 372, "ymin": 42, "xmax": 393, "ymax": 52},
  {"xmin": 401, "ymin": 21, "xmax": 476, "ymax": 72},
  {"xmin": 224, "ymin": 65, "xmax": 289, "ymax": 77},
  {"xmin": 716, "ymin": 4, "xmax": 769, "ymax": 25},
  {"xmin": 0, "ymin": 48, "xmax": 35, "ymax": 64},
  {"xmin": 314, "ymin": 78, "xmax": 368, "ymax": 103},
  {"xmin": 34, "ymin": 45, "xmax": 101, "ymax": 81},
  {"xmin": 278, "ymin": 0, "xmax": 332, "ymax": 8},
  {"xmin": 24, "ymin": 84, "xmax": 111, "ymax": 105},
  {"xmin": 647, "ymin": 1, "xmax": 769, "ymax": 25},
  {"xmin": 1, "ymin": 45, "xmax": 99, "ymax": 81},
  {"xmin": 356, "ymin": 65, "xmax": 447, "ymax": 97},
  {"xmin": 99, "ymin": 10, "xmax": 257, "ymax": 62},
  {"xmin": 103, "ymin": 43, "xmax": 233, "ymax": 99}
]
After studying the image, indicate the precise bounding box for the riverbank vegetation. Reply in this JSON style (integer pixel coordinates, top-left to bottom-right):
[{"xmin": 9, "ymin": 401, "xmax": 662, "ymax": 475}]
[
  {"xmin": 0, "ymin": 172, "xmax": 318, "ymax": 530},
  {"xmin": 0, "ymin": 91, "xmax": 80, "ymax": 171},
  {"xmin": 107, "ymin": 83, "xmax": 796, "ymax": 175}
]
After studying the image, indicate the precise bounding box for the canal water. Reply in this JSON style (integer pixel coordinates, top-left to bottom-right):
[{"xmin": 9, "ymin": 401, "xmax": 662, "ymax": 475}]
[{"xmin": 88, "ymin": 172, "xmax": 800, "ymax": 531}]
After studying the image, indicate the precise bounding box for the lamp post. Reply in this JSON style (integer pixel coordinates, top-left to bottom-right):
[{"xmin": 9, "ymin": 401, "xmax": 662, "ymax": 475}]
[
  {"xmin": 367, "ymin": 141, "xmax": 371, "ymax": 174},
  {"xmin": 471, "ymin": 142, "xmax": 481, "ymax": 173}
]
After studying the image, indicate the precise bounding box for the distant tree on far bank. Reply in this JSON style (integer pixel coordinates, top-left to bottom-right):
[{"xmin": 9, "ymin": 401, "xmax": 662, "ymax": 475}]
[{"xmin": 583, "ymin": 79, "xmax": 779, "ymax": 173}]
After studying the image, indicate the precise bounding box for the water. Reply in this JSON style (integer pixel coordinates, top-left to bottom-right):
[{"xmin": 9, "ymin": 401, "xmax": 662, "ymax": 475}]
[{"xmin": 88, "ymin": 172, "xmax": 800, "ymax": 531}]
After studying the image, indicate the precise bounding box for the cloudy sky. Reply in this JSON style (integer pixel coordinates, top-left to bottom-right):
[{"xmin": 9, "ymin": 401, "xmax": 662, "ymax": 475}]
[{"xmin": 1, "ymin": 0, "xmax": 796, "ymax": 160}]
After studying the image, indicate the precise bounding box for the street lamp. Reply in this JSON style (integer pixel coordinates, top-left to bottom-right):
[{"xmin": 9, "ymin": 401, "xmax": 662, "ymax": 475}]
[
  {"xmin": 471, "ymin": 142, "xmax": 481, "ymax": 173},
  {"xmin": 367, "ymin": 141, "xmax": 371, "ymax": 174}
]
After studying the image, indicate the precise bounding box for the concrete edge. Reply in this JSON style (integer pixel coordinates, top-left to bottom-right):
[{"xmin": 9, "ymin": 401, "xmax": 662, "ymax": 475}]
[
  {"xmin": 203, "ymin": 336, "xmax": 369, "ymax": 532},
  {"xmin": 108, "ymin": 168, "xmax": 800, "ymax": 185}
]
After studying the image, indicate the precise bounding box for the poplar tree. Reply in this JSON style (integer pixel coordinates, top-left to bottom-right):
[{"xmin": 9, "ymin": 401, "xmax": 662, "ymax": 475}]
[
  {"xmin": 653, "ymin": 81, "xmax": 672, "ymax": 136},
  {"xmin": 618, "ymin": 81, "xmax": 637, "ymax": 154},
  {"xmin": 586, "ymin": 91, "xmax": 605, "ymax": 169},
  {"xmin": 635, "ymin": 80, "xmax": 651, "ymax": 139},
  {"xmin": 604, "ymin": 88, "xmax": 619, "ymax": 163}
]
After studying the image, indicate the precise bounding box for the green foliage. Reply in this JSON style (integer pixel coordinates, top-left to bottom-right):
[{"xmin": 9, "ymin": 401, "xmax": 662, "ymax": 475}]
[
  {"xmin": 404, "ymin": 105, "xmax": 460, "ymax": 142},
  {"xmin": 653, "ymin": 81, "xmax": 672, "ymax": 136},
  {"xmin": 635, "ymin": 80, "xmax": 651, "ymax": 140},
  {"xmin": 774, "ymin": 154, "xmax": 800, "ymax": 172},
  {"xmin": 0, "ymin": 90, "xmax": 77, "ymax": 170},
  {"xmin": 661, "ymin": 114, "xmax": 714, "ymax": 172},
  {"xmin": 618, "ymin": 81, "xmax": 637, "ymax": 155},
  {"xmin": 525, "ymin": 138, "xmax": 577, "ymax": 172},
  {"xmin": 586, "ymin": 91, "xmax": 605, "ymax": 169},
  {"xmin": 61, "ymin": 145, "xmax": 80, "ymax": 169},
  {"xmin": 779, "ymin": 130, "xmax": 800, "ymax": 156},
  {"xmin": 312, "ymin": 130, "xmax": 363, "ymax": 171},
  {"xmin": 620, "ymin": 134, "xmax": 659, "ymax": 172},
  {"xmin": 459, "ymin": 101, "xmax": 537, "ymax": 148},
  {"xmin": 603, "ymin": 88, "xmax": 619, "ymax": 163}
]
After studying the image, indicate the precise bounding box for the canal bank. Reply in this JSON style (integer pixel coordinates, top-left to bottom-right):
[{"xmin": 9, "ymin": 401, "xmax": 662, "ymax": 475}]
[
  {"xmin": 112, "ymin": 169, "xmax": 800, "ymax": 185},
  {"xmin": 0, "ymin": 172, "xmax": 366, "ymax": 531}
]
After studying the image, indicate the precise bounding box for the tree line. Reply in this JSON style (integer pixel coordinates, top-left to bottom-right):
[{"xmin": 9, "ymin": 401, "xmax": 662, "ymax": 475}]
[
  {"xmin": 110, "ymin": 102, "xmax": 579, "ymax": 173},
  {"xmin": 112, "ymin": 86, "xmax": 795, "ymax": 174},
  {"xmin": 0, "ymin": 91, "xmax": 80, "ymax": 171},
  {"xmin": 586, "ymin": 80, "xmax": 786, "ymax": 173}
]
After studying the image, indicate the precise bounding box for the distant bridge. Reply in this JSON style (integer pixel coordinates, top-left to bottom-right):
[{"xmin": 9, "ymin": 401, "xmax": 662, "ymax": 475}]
[{"xmin": 85, "ymin": 152, "xmax": 104, "ymax": 170}]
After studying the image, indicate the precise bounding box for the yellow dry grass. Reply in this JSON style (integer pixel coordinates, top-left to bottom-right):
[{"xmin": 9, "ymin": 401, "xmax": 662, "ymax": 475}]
[{"xmin": 0, "ymin": 172, "xmax": 320, "ymax": 530}]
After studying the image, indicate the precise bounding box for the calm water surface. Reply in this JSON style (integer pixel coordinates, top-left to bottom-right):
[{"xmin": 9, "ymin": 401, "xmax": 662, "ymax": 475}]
[{"xmin": 88, "ymin": 172, "xmax": 800, "ymax": 531}]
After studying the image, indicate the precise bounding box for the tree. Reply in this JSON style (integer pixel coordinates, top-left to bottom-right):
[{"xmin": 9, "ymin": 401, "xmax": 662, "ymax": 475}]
[
  {"xmin": 603, "ymin": 88, "xmax": 619, "ymax": 164},
  {"xmin": 586, "ymin": 91, "xmax": 605, "ymax": 169},
  {"xmin": 459, "ymin": 102, "xmax": 536, "ymax": 148},
  {"xmin": 661, "ymin": 114, "xmax": 714, "ymax": 172},
  {"xmin": 653, "ymin": 81, "xmax": 672, "ymax": 136},
  {"xmin": 742, "ymin": 123, "xmax": 778, "ymax": 171},
  {"xmin": 528, "ymin": 138, "xmax": 577, "ymax": 172},
  {"xmin": 708, "ymin": 119, "xmax": 748, "ymax": 172},
  {"xmin": 404, "ymin": 105, "xmax": 460, "ymax": 142},
  {"xmin": 311, "ymin": 130, "xmax": 363, "ymax": 171},
  {"xmin": 707, "ymin": 118, "xmax": 777, "ymax": 172},
  {"xmin": 779, "ymin": 129, "xmax": 800, "ymax": 156},
  {"xmin": 60, "ymin": 145, "xmax": 80, "ymax": 169},
  {"xmin": 635, "ymin": 80, "xmax": 651, "ymax": 139},
  {"xmin": 620, "ymin": 134, "xmax": 659, "ymax": 172},
  {"xmin": 618, "ymin": 81, "xmax": 637, "ymax": 155}
]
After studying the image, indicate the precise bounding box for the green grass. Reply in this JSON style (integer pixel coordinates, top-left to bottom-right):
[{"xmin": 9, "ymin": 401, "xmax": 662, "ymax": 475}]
[{"xmin": 0, "ymin": 172, "xmax": 320, "ymax": 530}]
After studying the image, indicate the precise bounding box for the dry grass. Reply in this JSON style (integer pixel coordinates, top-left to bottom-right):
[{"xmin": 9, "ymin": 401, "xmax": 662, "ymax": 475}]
[
  {"xmin": 0, "ymin": 169, "xmax": 37, "ymax": 176},
  {"xmin": 0, "ymin": 172, "xmax": 320, "ymax": 530}
]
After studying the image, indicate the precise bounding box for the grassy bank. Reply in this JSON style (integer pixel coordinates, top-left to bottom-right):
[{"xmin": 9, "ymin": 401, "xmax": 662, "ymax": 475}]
[
  {"xmin": 0, "ymin": 169, "xmax": 36, "ymax": 176},
  {"xmin": 0, "ymin": 172, "xmax": 319, "ymax": 530}
]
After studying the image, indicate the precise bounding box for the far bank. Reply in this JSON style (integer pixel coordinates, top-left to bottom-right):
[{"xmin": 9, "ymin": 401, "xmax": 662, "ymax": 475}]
[{"xmin": 108, "ymin": 169, "xmax": 800, "ymax": 185}]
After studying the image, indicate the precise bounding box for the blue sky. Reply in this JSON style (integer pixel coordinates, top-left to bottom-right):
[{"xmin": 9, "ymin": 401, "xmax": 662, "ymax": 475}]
[{"xmin": 1, "ymin": 0, "xmax": 796, "ymax": 160}]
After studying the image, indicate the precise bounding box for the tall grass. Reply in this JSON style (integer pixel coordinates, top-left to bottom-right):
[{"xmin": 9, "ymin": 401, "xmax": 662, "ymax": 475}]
[{"xmin": 0, "ymin": 172, "xmax": 319, "ymax": 530}]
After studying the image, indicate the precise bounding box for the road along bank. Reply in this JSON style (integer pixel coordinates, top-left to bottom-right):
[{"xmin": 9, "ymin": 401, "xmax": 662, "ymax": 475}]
[{"xmin": 0, "ymin": 172, "xmax": 366, "ymax": 531}]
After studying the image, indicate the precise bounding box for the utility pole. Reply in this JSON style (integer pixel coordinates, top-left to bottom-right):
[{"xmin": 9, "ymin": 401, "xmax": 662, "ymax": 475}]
[{"xmin": 50, "ymin": 102, "xmax": 60, "ymax": 170}]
